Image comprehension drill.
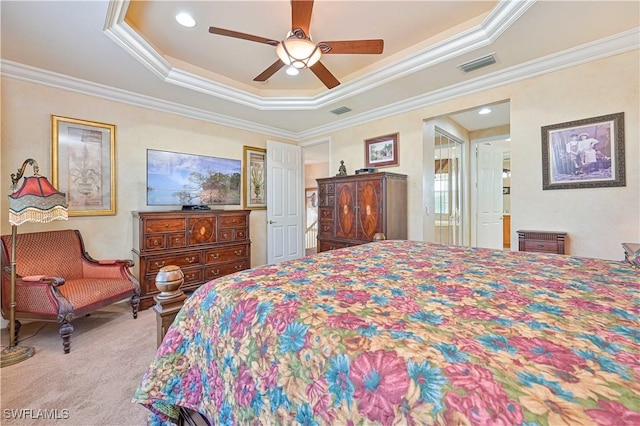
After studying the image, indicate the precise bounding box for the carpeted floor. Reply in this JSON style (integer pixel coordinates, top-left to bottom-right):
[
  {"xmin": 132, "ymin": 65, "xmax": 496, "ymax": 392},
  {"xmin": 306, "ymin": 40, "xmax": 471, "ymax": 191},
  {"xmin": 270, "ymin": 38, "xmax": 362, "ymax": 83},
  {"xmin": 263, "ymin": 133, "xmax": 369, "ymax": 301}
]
[{"xmin": 1, "ymin": 301, "xmax": 157, "ymax": 425}]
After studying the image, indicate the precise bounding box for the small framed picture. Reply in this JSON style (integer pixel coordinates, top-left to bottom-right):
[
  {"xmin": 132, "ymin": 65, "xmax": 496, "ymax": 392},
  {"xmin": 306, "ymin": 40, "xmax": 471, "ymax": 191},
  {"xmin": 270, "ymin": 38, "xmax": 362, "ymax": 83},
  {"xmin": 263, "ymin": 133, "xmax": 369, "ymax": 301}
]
[
  {"xmin": 503, "ymin": 187, "xmax": 510, "ymax": 194},
  {"xmin": 242, "ymin": 146, "xmax": 266, "ymax": 209},
  {"xmin": 365, "ymin": 133, "xmax": 399, "ymax": 168}
]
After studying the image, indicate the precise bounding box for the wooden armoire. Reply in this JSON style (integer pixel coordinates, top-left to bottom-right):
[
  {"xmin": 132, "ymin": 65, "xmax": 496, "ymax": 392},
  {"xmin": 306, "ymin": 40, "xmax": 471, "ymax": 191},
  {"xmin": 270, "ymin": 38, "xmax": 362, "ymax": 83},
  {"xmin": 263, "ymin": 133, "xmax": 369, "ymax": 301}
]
[{"xmin": 316, "ymin": 172, "xmax": 407, "ymax": 252}]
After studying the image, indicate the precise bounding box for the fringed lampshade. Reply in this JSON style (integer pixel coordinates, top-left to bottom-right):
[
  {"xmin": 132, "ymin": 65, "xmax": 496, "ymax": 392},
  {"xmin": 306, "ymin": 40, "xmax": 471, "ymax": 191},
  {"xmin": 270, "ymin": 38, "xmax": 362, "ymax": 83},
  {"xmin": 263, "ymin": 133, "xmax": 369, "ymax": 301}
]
[
  {"xmin": 9, "ymin": 175, "xmax": 68, "ymax": 225},
  {"xmin": 1, "ymin": 159, "xmax": 68, "ymax": 368}
]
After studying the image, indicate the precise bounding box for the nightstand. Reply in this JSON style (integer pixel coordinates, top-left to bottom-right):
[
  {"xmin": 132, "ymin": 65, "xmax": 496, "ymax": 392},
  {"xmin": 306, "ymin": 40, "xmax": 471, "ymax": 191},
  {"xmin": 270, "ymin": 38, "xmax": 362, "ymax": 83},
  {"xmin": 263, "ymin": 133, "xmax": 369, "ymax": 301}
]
[{"xmin": 517, "ymin": 230, "xmax": 567, "ymax": 254}]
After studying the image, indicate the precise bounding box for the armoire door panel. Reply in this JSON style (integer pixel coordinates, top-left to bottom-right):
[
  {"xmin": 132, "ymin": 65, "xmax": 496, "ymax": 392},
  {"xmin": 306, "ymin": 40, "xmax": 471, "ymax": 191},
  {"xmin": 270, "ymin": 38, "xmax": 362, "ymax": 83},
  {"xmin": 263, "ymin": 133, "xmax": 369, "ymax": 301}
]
[
  {"xmin": 357, "ymin": 180, "xmax": 382, "ymax": 239},
  {"xmin": 336, "ymin": 182, "xmax": 356, "ymax": 239}
]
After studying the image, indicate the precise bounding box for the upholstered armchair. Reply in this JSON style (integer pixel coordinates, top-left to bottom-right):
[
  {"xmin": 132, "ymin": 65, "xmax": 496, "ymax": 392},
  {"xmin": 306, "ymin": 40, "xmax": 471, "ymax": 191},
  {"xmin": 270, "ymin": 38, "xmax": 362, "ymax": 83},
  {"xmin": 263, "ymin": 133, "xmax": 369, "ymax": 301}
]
[{"xmin": 1, "ymin": 229, "xmax": 140, "ymax": 353}]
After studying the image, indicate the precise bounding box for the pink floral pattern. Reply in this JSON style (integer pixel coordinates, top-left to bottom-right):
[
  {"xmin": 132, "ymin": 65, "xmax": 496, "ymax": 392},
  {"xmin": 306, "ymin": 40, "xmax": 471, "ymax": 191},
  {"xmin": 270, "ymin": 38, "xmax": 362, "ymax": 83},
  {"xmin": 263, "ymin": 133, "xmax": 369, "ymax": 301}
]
[{"xmin": 133, "ymin": 240, "xmax": 640, "ymax": 425}]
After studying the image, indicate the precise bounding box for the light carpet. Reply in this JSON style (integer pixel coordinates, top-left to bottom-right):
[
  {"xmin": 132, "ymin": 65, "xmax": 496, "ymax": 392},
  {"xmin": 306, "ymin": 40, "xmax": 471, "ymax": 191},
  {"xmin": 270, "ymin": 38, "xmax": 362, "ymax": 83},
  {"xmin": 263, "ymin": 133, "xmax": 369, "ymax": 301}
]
[{"xmin": 1, "ymin": 301, "xmax": 157, "ymax": 425}]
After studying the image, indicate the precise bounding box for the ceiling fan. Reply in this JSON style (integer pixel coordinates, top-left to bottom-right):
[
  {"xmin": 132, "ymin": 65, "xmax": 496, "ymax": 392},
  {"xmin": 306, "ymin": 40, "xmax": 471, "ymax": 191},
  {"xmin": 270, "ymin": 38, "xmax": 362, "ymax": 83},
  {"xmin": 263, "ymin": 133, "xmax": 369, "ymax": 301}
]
[{"xmin": 208, "ymin": 0, "xmax": 384, "ymax": 89}]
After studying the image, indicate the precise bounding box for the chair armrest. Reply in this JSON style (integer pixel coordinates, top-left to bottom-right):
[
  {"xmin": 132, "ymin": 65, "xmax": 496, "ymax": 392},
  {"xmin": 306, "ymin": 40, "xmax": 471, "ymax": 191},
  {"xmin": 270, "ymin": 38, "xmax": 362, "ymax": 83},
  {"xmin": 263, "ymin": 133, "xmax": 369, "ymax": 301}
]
[{"xmin": 82, "ymin": 258, "xmax": 136, "ymax": 279}]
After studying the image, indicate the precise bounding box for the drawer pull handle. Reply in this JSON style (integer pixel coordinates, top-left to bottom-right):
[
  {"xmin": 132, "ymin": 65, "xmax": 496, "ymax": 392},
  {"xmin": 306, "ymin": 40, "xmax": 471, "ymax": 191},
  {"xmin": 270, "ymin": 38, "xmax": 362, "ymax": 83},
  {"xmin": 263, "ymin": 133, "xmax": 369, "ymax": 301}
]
[
  {"xmin": 175, "ymin": 238, "xmax": 180, "ymax": 243},
  {"xmin": 234, "ymin": 265, "xmax": 243, "ymax": 270},
  {"xmin": 186, "ymin": 274, "xmax": 195, "ymax": 280},
  {"xmin": 211, "ymin": 269, "xmax": 220, "ymax": 275},
  {"xmin": 154, "ymin": 261, "xmax": 165, "ymax": 268},
  {"xmin": 234, "ymin": 250, "xmax": 242, "ymax": 256},
  {"xmin": 153, "ymin": 240, "xmax": 159, "ymax": 246},
  {"xmin": 232, "ymin": 219, "xmax": 237, "ymax": 223},
  {"xmin": 185, "ymin": 256, "xmax": 196, "ymax": 263},
  {"xmin": 537, "ymin": 244, "xmax": 544, "ymax": 248},
  {"xmin": 323, "ymin": 211, "xmax": 329, "ymax": 216},
  {"xmin": 210, "ymin": 253, "xmax": 220, "ymax": 260},
  {"xmin": 164, "ymin": 224, "xmax": 169, "ymax": 227}
]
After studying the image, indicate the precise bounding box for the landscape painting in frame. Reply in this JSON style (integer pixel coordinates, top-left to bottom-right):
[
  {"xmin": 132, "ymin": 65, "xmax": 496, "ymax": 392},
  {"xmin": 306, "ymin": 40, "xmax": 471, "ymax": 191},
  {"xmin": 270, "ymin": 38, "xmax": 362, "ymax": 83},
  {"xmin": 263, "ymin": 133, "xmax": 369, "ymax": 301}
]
[
  {"xmin": 146, "ymin": 149, "xmax": 241, "ymax": 206},
  {"xmin": 541, "ymin": 112, "xmax": 625, "ymax": 190}
]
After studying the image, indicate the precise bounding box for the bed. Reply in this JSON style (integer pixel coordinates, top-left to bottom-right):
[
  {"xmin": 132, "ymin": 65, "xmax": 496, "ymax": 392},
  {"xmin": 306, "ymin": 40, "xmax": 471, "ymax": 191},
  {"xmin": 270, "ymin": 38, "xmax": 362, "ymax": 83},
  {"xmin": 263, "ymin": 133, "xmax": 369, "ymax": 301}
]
[{"xmin": 133, "ymin": 240, "xmax": 639, "ymax": 425}]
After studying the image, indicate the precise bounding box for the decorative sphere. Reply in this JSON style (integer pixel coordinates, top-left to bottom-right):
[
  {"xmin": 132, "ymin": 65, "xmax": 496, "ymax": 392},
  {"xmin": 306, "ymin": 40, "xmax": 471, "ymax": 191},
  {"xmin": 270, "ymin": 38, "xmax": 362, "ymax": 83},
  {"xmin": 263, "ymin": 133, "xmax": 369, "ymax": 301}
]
[{"xmin": 155, "ymin": 265, "xmax": 184, "ymax": 296}]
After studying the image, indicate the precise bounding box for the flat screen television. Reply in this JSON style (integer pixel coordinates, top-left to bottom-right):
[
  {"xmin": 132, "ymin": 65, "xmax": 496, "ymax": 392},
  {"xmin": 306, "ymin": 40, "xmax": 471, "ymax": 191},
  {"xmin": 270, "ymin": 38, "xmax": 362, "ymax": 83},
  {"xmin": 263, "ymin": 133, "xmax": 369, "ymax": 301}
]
[{"xmin": 146, "ymin": 149, "xmax": 241, "ymax": 207}]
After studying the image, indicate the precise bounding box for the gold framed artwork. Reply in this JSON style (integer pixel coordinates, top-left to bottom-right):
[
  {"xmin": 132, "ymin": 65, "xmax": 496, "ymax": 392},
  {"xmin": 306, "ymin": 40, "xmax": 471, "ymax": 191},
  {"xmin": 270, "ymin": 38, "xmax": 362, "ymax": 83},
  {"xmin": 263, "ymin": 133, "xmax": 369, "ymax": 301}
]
[
  {"xmin": 242, "ymin": 146, "xmax": 266, "ymax": 209},
  {"xmin": 51, "ymin": 115, "xmax": 116, "ymax": 216}
]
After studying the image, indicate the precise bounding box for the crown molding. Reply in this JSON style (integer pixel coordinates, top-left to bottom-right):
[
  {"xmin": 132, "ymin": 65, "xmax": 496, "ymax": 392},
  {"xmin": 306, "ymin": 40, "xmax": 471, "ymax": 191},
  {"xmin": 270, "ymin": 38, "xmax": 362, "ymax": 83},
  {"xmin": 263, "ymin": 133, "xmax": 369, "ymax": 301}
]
[
  {"xmin": 297, "ymin": 28, "xmax": 640, "ymax": 140},
  {"xmin": 103, "ymin": 0, "xmax": 535, "ymax": 110},
  {"xmin": 0, "ymin": 59, "xmax": 297, "ymax": 140},
  {"xmin": 1, "ymin": 28, "xmax": 637, "ymax": 142}
]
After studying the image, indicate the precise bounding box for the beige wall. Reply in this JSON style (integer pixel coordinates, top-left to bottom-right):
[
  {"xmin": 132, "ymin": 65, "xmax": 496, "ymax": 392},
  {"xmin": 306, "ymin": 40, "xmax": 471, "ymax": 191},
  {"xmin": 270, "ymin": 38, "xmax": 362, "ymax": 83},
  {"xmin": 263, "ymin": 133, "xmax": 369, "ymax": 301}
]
[
  {"xmin": 2, "ymin": 50, "xmax": 638, "ymax": 262},
  {"xmin": 0, "ymin": 79, "xmax": 294, "ymax": 267},
  {"xmin": 304, "ymin": 51, "xmax": 639, "ymax": 260}
]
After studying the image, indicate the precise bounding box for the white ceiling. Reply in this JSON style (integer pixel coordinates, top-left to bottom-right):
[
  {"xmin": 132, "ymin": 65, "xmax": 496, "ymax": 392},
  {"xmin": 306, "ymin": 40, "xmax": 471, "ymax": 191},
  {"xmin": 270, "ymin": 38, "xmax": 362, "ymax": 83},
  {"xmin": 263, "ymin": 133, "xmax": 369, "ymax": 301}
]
[{"xmin": 1, "ymin": 1, "xmax": 638, "ymax": 141}]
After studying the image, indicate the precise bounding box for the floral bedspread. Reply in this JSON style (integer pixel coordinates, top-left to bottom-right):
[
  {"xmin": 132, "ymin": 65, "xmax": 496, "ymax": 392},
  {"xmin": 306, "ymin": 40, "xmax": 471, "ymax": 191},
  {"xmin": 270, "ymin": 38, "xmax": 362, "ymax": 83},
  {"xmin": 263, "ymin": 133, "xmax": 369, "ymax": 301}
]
[{"xmin": 133, "ymin": 240, "xmax": 640, "ymax": 425}]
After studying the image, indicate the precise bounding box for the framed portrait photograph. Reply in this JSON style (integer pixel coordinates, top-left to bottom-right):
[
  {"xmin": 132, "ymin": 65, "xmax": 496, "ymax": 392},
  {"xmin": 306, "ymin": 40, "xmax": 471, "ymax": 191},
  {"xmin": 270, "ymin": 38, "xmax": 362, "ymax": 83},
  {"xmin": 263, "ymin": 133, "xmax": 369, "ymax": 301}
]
[
  {"xmin": 503, "ymin": 187, "xmax": 510, "ymax": 195},
  {"xmin": 365, "ymin": 133, "xmax": 399, "ymax": 168},
  {"xmin": 541, "ymin": 112, "xmax": 625, "ymax": 190},
  {"xmin": 51, "ymin": 115, "xmax": 116, "ymax": 216},
  {"xmin": 243, "ymin": 146, "xmax": 266, "ymax": 209}
]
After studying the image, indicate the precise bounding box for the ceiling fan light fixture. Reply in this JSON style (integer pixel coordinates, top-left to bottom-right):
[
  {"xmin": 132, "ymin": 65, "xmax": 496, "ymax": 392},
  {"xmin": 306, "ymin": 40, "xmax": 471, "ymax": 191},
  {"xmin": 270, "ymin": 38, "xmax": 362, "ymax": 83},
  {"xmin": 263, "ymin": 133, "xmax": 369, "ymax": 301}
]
[
  {"xmin": 276, "ymin": 36, "xmax": 321, "ymax": 69},
  {"xmin": 285, "ymin": 66, "xmax": 299, "ymax": 76},
  {"xmin": 175, "ymin": 12, "xmax": 196, "ymax": 28}
]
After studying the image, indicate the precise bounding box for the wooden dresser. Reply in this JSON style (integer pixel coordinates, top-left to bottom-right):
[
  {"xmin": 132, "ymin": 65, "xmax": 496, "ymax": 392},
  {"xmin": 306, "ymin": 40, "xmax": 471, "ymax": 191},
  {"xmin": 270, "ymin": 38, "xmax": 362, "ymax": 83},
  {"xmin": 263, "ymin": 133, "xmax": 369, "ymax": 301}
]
[
  {"xmin": 132, "ymin": 210, "xmax": 251, "ymax": 309},
  {"xmin": 517, "ymin": 230, "xmax": 567, "ymax": 255},
  {"xmin": 316, "ymin": 172, "xmax": 407, "ymax": 253}
]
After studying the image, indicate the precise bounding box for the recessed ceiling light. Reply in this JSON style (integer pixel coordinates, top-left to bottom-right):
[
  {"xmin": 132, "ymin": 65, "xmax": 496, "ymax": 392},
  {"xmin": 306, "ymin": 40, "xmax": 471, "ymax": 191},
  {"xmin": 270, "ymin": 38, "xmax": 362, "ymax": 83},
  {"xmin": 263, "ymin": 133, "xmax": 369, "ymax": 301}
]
[
  {"xmin": 176, "ymin": 12, "xmax": 196, "ymax": 28},
  {"xmin": 478, "ymin": 108, "xmax": 492, "ymax": 115},
  {"xmin": 285, "ymin": 66, "xmax": 299, "ymax": 76}
]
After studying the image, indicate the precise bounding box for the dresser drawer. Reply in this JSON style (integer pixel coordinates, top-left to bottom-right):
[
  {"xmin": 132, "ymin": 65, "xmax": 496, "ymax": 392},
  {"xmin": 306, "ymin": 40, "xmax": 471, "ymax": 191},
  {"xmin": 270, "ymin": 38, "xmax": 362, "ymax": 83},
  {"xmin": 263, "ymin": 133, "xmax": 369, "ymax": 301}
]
[
  {"xmin": 204, "ymin": 260, "xmax": 249, "ymax": 280},
  {"xmin": 145, "ymin": 250, "xmax": 201, "ymax": 272},
  {"xmin": 318, "ymin": 222, "xmax": 334, "ymax": 236},
  {"xmin": 167, "ymin": 233, "xmax": 187, "ymax": 249},
  {"xmin": 144, "ymin": 235, "xmax": 166, "ymax": 251},
  {"xmin": 145, "ymin": 218, "xmax": 186, "ymax": 234},
  {"xmin": 319, "ymin": 207, "xmax": 334, "ymax": 221},
  {"xmin": 523, "ymin": 240, "xmax": 559, "ymax": 253},
  {"xmin": 219, "ymin": 214, "xmax": 247, "ymax": 228},
  {"xmin": 318, "ymin": 240, "xmax": 348, "ymax": 252},
  {"xmin": 205, "ymin": 244, "xmax": 248, "ymax": 264}
]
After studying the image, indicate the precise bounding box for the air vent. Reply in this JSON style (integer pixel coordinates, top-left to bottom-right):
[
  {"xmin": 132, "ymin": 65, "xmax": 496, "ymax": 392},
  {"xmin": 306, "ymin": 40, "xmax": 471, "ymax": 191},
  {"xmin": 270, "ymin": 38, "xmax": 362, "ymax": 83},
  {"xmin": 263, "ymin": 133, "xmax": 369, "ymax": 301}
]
[
  {"xmin": 458, "ymin": 53, "xmax": 496, "ymax": 73},
  {"xmin": 330, "ymin": 106, "xmax": 352, "ymax": 115}
]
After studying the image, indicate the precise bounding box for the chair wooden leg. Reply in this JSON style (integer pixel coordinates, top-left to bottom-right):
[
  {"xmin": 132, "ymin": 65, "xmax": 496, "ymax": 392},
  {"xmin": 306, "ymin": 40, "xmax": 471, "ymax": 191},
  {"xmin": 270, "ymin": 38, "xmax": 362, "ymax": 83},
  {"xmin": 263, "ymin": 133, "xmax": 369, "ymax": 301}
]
[
  {"xmin": 131, "ymin": 295, "xmax": 140, "ymax": 319},
  {"xmin": 59, "ymin": 322, "xmax": 74, "ymax": 354}
]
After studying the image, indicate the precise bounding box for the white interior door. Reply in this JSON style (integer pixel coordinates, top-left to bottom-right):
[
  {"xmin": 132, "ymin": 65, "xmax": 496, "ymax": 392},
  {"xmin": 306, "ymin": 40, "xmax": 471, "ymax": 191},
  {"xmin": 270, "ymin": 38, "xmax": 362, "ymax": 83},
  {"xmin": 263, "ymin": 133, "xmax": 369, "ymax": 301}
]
[
  {"xmin": 266, "ymin": 140, "xmax": 303, "ymax": 264},
  {"xmin": 476, "ymin": 142, "xmax": 504, "ymax": 249}
]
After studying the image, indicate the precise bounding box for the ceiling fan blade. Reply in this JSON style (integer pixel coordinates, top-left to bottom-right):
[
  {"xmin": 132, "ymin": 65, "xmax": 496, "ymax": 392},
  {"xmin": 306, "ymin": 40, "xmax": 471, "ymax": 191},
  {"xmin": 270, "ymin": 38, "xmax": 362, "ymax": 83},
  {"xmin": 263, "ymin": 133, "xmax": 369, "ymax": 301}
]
[
  {"xmin": 253, "ymin": 60, "xmax": 286, "ymax": 82},
  {"xmin": 291, "ymin": 0, "xmax": 314, "ymax": 37},
  {"xmin": 319, "ymin": 40, "xmax": 384, "ymax": 54},
  {"xmin": 310, "ymin": 61, "xmax": 340, "ymax": 89},
  {"xmin": 209, "ymin": 27, "xmax": 279, "ymax": 46}
]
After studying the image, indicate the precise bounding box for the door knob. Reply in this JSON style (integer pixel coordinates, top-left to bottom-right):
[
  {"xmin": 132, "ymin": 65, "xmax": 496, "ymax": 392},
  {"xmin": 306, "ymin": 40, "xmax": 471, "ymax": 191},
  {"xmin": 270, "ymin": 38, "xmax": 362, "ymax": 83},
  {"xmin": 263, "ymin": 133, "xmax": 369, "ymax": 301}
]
[{"xmin": 269, "ymin": 220, "xmax": 277, "ymax": 224}]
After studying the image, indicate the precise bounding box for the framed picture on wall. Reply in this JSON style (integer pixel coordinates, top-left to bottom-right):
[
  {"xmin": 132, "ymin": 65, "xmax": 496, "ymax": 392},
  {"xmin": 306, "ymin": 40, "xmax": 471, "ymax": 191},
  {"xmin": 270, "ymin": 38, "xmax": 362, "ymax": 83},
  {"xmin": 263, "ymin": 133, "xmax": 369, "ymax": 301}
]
[
  {"xmin": 365, "ymin": 133, "xmax": 399, "ymax": 168},
  {"xmin": 541, "ymin": 112, "xmax": 625, "ymax": 190},
  {"xmin": 243, "ymin": 146, "xmax": 266, "ymax": 209},
  {"xmin": 51, "ymin": 115, "xmax": 116, "ymax": 216}
]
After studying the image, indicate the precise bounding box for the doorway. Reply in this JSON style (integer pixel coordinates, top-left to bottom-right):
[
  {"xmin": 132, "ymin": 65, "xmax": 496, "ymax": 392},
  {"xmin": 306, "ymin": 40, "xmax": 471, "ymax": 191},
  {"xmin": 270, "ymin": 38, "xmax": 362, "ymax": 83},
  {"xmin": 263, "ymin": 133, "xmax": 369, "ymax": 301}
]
[
  {"xmin": 426, "ymin": 100, "xmax": 511, "ymax": 248},
  {"xmin": 302, "ymin": 139, "xmax": 331, "ymax": 255},
  {"xmin": 434, "ymin": 129, "xmax": 464, "ymax": 245}
]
